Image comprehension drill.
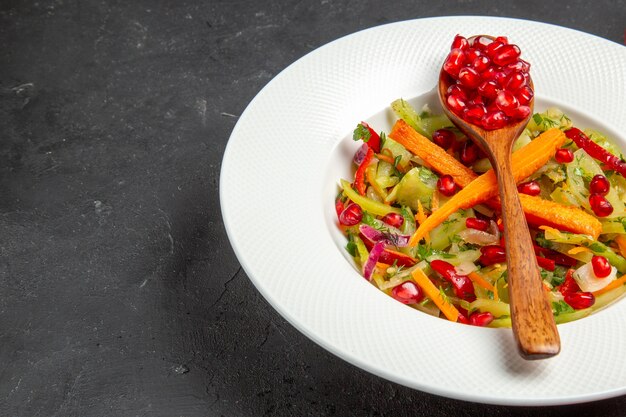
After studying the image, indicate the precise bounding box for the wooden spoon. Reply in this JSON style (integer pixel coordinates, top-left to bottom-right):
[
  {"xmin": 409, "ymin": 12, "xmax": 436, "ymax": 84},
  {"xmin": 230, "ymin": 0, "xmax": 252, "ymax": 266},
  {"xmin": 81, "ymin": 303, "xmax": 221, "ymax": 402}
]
[{"xmin": 438, "ymin": 62, "xmax": 560, "ymax": 359}]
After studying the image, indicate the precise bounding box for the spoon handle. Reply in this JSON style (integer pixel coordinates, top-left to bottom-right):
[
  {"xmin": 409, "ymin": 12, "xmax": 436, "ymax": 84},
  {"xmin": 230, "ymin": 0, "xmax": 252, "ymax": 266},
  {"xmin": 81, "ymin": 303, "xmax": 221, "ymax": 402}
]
[{"xmin": 490, "ymin": 143, "xmax": 561, "ymax": 359}]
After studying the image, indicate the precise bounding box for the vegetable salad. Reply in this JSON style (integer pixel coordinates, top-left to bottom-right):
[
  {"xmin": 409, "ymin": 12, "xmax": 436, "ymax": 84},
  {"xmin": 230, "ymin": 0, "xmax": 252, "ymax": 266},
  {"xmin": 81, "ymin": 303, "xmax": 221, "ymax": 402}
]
[{"xmin": 335, "ymin": 100, "xmax": 626, "ymax": 327}]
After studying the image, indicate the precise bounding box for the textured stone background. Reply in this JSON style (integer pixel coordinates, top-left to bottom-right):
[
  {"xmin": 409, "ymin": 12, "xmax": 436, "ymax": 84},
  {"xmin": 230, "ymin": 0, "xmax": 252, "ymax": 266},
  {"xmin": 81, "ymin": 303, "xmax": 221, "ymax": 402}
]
[{"xmin": 1, "ymin": 1, "xmax": 625, "ymax": 416}]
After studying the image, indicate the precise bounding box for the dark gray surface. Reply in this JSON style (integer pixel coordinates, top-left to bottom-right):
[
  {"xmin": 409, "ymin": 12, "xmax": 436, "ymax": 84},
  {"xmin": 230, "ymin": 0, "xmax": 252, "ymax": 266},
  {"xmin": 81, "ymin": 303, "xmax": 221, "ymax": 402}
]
[{"xmin": 1, "ymin": 1, "xmax": 626, "ymax": 416}]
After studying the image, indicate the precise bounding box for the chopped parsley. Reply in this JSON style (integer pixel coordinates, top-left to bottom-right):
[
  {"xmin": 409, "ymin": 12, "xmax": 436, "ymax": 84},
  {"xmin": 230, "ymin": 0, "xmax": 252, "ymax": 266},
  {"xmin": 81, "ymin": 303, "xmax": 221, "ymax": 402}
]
[
  {"xmin": 345, "ymin": 235, "xmax": 357, "ymax": 257},
  {"xmin": 352, "ymin": 123, "xmax": 371, "ymax": 143},
  {"xmin": 416, "ymin": 243, "xmax": 434, "ymax": 261},
  {"xmin": 552, "ymin": 300, "xmax": 574, "ymax": 315}
]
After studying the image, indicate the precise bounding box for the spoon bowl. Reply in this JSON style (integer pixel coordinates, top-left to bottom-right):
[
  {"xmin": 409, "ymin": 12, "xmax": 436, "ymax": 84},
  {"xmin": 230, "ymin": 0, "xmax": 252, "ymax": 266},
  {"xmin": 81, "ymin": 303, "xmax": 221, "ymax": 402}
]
[{"xmin": 438, "ymin": 62, "xmax": 560, "ymax": 359}]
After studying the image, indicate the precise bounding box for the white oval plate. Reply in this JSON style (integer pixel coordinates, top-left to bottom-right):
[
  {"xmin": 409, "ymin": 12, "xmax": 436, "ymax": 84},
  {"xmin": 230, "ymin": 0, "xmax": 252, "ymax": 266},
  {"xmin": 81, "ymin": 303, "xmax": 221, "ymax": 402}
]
[{"xmin": 220, "ymin": 17, "xmax": 626, "ymax": 405}]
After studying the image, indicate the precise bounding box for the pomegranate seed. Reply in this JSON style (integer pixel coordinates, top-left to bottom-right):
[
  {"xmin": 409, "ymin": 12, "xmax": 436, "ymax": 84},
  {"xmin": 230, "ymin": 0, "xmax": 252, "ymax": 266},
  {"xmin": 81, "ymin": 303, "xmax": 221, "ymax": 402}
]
[
  {"xmin": 591, "ymin": 255, "xmax": 612, "ymax": 278},
  {"xmin": 477, "ymin": 80, "xmax": 499, "ymax": 100},
  {"xmin": 505, "ymin": 71, "xmax": 526, "ymax": 91},
  {"xmin": 335, "ymin": 198, "xmax": 345, "ymax": 217},
  {"xmin": 437, "ymin": 174, "xmax": 458, "ymax": 197},
  {"xmin": 443, "ymin": 48, "xmax": 467, "ymax": 77},
  {"xmin": 516, "ymin": 85, "xmax": 534, "ymax": 105},
  {"xmin": 391, "ymin": 281, "xmax": 424, "ymax": 304},
  {"xmin": 517, "ymin": 180, "xmax": 541, "ymax": 196},
  {"xmin": 447, "ymin": 94, "xmax": 467, "ymax": 115},
  {"xmin": 472, "ymin": 35, "xmax": 493, "ymax": 50},
  {"xmin": 381, "ymin": 212, "xmax": 404, "ymax": 228},
  {"xmin": 460, "ymin": 141, "xmax": 479, "ymax": 165},
  {"xmin": 505, "ymin": 59, "xmax": 530, "ymax": 73},
  {"xmin": 472, "ymin": 55, "xmax": 491, "ymax": 73},
  {"xmin": 486, "ymin": 101, "xmax": 499, "ymax": 113},
  {"xmin": 432, "ymin": 129, "xmax": 456, "ymax": 149},
  {"xmin": 495, "ymin": 90, "xmax": 520, "ymax": 117},
  {"xmin": 589, "ymin": 193, "xmax": 614, "ymax": 217},
  {"xmin": 466, "ymin": 217, "xmax": 489, "ymax": 231},
  {"xmin": 493, "ymin": 70, "xmax": 509, "ymax": 87},
  {"xmin": 512, "ymin": 105, "xmax": 531, "ymax": 121},
  {"xmin": 430, "ymin": 260, "xmax": 476, "ymax": 301},
  {"xmin": 464, "ymin": 104, "xmax": 487, "ymax": 125},
  {"xmin": 468, "ymin": 94, "xmax": 485, "ymax": 106},
  {"xmin": 444, "ymin": 35, "xmax": 529, "ymax": 130},
  {"xmin": 560, "ymin": 270, "xmax": 580, "ymax": 295},
  {"xmin": 466, "ymin": 48, "xmax": 482, "ymax": 61},
  {"xmin": 590, "ymin": 174, "xmax": 610, "ymax": 196},
  {"xmin": 339, "ymin": 203, "xmax": 362, "ymax": 226},
  {"xmin": 451, "ymin": 34, "xmax": 469, "ymax": 50},
  {"xmin": 457, "ymin": 314, "xmax": 470, "ymax": 324},
  {"xmin": 564, "ymin": 292, "xmax": 595, "ymax": 310},
  {"xmin": 492, "ymin": 44, "xmax": 521, "ymax": 66},
  {"xmin": 485, "ymin": 40, "xmax": 504, "ymax": 59},
  {"xmin": 555, "ymin": 148, "xmax": 574, "ymax": 163},
  {"xmin": 480, "ymin": 66, "xmax": 498, "ymax": 81},
  {"xmin": 469, "ymin": 311, "xmax": 494, "ymax": 327},
  {"xmin": 447, "ymin": 84, "xmax": 468, "ymax": 100},
  {"xmin": 458, "ymin": 67, "xmax": 482, "ymax": 88},
  {"xmin": 479, "ymin": 245, "xmax": 507, "ymax": 265},
  {"xmin": 481, "ymin": 110, "xmax": 508, "ymax": 130}
]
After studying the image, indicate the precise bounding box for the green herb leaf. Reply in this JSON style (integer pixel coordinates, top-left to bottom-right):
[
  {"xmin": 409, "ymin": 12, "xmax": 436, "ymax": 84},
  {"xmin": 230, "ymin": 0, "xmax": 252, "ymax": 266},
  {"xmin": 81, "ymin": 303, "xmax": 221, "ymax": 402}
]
[
  {"xmin": 353, "ymin": 123, "xmax": 371, "ymax": 143},
  {"xmin": 416, "ymin": 243, "xmax": 434, "ymax": 261},
  {"xmin": 418, "ymin": 167, "xmax": 437, "ymax": 183},
  {"xmin": 552, "ymin": 300, "xmax": 574, "ymax": 315},
  {"xmin": 361, "ymin": 212, "xmax": 374, "ymax": 224},
  {"xmin": 346, "ymin": 240, "xmax": 357, "ymax": 257}
]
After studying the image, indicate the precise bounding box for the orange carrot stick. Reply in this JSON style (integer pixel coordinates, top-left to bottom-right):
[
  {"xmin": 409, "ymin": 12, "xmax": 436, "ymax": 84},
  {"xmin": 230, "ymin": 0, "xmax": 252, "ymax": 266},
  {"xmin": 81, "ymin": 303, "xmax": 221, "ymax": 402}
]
[
  {"xmin": 415, "ymin": 200, "xmax": 430, "ymax": 244},
  {"xmin": 408, "ymin": 127, "xmax": 566, "ymax": 246},
  {"xmin": 411, "ymin": 268, "xmax": 460, "ymax": 322},
  {"xmin": 517, "ymin": 194, "xmax": 601, "ymax": 239},
  {"xmin": 376, "ymin": 153, "xmax": 396, "ymax": 165},
  {"xmin": 390, "ymin": 119, "xmax": 477, "ymax": 187},
  {"xmin": 468, "ymin": 271, "xmax": 495, "ymax": 292}
]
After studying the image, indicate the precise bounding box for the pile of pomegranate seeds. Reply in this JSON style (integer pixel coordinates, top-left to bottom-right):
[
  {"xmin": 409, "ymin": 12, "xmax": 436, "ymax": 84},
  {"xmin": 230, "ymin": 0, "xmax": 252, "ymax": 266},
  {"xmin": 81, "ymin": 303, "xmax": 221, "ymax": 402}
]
[{"xmin": 443, "ymin": 35, "xmax": 533, "ymax": 130}]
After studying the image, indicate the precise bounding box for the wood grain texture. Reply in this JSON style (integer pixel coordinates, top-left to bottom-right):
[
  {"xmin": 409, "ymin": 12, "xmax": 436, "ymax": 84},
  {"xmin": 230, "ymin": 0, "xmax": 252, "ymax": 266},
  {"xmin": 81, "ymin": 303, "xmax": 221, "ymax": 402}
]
[{"xmin": 438, "ymin": 69, "xmax": 560, "ymax": 359}]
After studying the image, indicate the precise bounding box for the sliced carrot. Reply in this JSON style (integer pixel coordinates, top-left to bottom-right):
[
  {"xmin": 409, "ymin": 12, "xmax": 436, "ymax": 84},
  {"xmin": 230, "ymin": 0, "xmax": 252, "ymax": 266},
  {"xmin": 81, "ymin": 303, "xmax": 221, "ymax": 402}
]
[
  {"xmin": 415, "ymin": 200, "xmax": 428, "ymax": 224},
  {"xmin": 431, "ymin": 191, "xmax": 440, "ymax": 212},
  {"xmin": 492, "ymin": 281, "xmax": 500, "ymax": 302},
  {"xmin": 468, "ymin": 271, "xmax": 495, "ymax": 292},
  {"xmin": 390, "ymin": 119, "xmax": 477, "ymax": 187},
  {"xmin": 408, "ymin": 128, "xmax": 566, "ymax": 246},
  {"xmin": 376, "ymin": 262, "xmax": 391, "ymax": 269},
  {"xmin": 593, "ymin": 274, "xmax": 626, "ymax": 296},
  {"xmin": 518, "ymin": 194, "xmax": 602, "ymax": 240},
  {"xmin": 568, "ymin": 246, "xmax": 593, "ymax": 255},
  {"xmin": 376, "ymin": 153, "xmax": 396, "ymax": 165},
  {"xmin": 415, "ymin": 200, "xmax": 430, "ymax": 244},
  {"xmin": 411, "ymin": 268, "xmax": 460, "ymax": 322}
]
